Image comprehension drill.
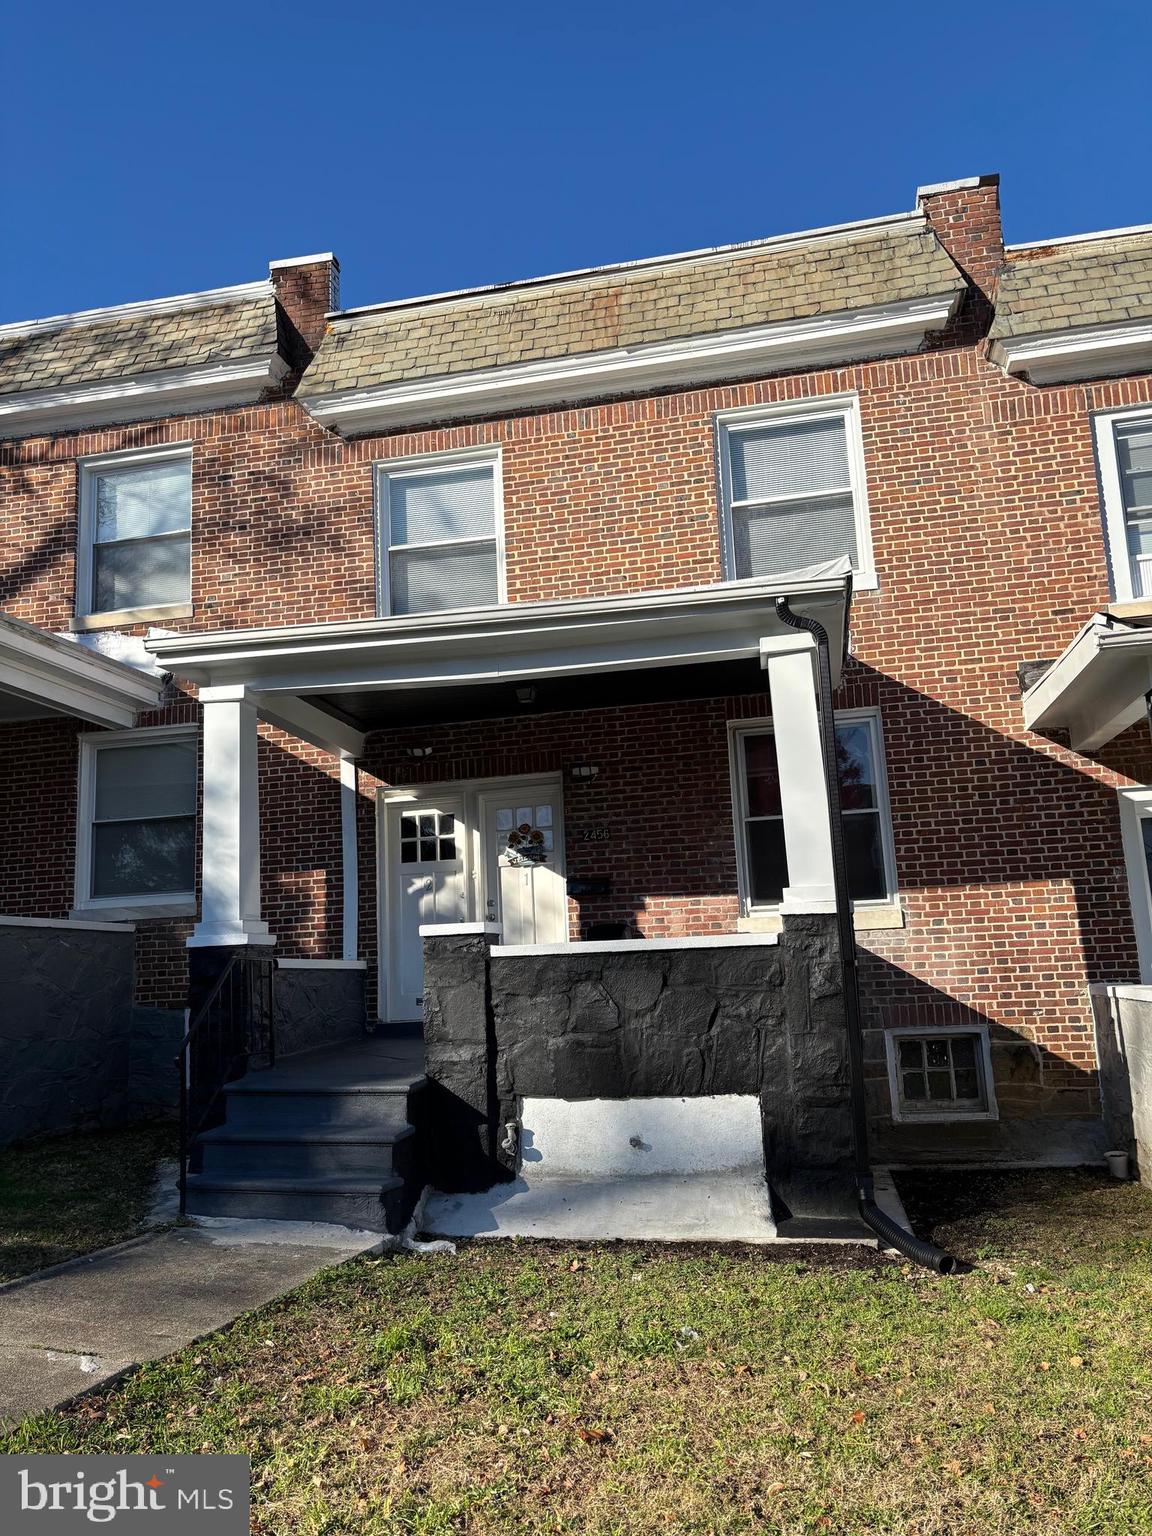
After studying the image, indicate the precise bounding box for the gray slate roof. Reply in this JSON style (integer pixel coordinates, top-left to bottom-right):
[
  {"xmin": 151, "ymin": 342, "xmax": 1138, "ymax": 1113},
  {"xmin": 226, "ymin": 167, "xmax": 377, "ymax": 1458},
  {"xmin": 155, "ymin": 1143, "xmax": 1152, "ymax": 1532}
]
[
  {"xmin": 0, "ymin": 293, "xmax": 281, "ymax": 398},
  {"xmin": 300, "ymin": 221, "xmax": 963, "ymax": 397},
  {"xmin": 991, "ymin": 232, "xmax": 1152, "ymax": 339}
]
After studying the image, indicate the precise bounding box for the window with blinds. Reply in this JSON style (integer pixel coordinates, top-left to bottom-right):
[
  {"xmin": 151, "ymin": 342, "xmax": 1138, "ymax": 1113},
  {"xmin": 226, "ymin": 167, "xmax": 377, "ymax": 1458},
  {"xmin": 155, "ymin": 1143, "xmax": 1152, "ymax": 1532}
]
[
  {"xmin": 78, "ymin": 452, "xmax": 192, "ymax": 617},
  {"xmin": 377, "ymin": 456, "xmax": 502, "ymax": 616},
  {"xmin": 1116, "ymin": 419, "xmax": 1152, "ymax": 598},
  {"xmin": 717, "ymin": 401, "xmax": 871, "ymax": 582}
]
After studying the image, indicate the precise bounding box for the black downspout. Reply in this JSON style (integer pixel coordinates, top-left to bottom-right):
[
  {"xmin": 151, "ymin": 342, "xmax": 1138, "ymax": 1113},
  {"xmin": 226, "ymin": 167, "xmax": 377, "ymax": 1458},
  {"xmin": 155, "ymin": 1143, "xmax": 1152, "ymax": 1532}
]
[{"xmin": 774, "ymin": 594, "xmax": 957, "ymax": 1275}]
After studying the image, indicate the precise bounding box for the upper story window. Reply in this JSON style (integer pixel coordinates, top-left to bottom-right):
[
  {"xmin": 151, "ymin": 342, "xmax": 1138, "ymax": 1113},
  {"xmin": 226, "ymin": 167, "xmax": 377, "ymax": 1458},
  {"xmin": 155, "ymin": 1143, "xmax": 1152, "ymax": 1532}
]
[
  {"xmin": 375, "ymin": 451, "xmax": 504, "ymax": 617},
  {"xmin": 730, "ymin": 709, "xmax": 896, "ymax": 910},
  {"xmin": 77, "ymin": 449, "xmax": 192, "ymax": 620},
  {"xmin": 1095, "ymin": 409, "xmax": 1152, "ymax": 601},
  {"xmin": 716, "ymin": 397, "xmax": 875, "ymax": 590},
  {"xmin": 75, "ymin": 727, "xmax": 197, "ymax": 914}
]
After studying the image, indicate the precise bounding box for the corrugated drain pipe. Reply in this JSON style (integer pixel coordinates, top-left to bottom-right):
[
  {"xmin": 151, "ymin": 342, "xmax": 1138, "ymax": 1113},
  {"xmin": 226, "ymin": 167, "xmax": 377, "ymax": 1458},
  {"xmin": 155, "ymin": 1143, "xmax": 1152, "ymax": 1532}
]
[{"xmin": 774, "ymin": 594, "xmax": 957, "ymax": 1275}]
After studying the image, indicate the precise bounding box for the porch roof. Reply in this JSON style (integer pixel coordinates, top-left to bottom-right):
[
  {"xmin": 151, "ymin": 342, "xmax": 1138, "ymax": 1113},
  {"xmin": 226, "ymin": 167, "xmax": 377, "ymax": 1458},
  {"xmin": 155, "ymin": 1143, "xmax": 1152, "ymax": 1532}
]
[
  {"xmin": 0, "ymin": 611, "xmax": 164, "ymax": 729},
  {"xmin": 147, "ymin": 564, "xmax": 852, "ymax": 749},
  {"xmin": 1022, "ymin": 607, "xmax": 1152, "ymax": 750}
]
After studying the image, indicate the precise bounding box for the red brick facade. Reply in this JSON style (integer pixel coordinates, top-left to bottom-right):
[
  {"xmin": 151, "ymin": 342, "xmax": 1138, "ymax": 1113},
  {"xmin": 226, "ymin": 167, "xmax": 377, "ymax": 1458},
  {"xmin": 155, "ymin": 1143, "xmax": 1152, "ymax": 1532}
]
[{"xmin": 3, "ymin": 183, "xmax": 1152, "ymax": 1145}]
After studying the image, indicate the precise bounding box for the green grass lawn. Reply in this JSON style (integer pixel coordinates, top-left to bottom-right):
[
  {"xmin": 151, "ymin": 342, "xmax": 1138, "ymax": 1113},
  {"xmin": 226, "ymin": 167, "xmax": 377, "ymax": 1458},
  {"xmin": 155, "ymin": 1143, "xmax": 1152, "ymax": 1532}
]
[
  {"xmin": 0, "ymin": 1122, "xmax": 176, "ymax": 1281},
  {"xmin": 4, "ymin": 1168, "xmax": 1152, "ymax": 1534}
]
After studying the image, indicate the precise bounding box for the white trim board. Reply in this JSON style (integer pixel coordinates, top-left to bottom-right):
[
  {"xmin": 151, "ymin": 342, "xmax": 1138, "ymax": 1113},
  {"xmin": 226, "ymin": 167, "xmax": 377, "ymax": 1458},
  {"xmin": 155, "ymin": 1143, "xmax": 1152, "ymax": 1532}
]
[
  {"xmin": 989, "ymin": 320, "xmax": 1152, "ymax": 385},
  {"xmin": 0, "ymin": 610, "xmax": 162, "ymax": 728},
  {"xmin": 300, "ymin": 295, "xmax": 960, "ymax": 433},
  {"xmin": 0, "ymin": 355, "xmax": 289, "ymax": 438},
  {"xmin": 490, "ymin": 933, "xmax": 780, "ymax": 957},
  {"xmin": 0, "ymin": 914, "xmax": 135, "ymax": 933}
]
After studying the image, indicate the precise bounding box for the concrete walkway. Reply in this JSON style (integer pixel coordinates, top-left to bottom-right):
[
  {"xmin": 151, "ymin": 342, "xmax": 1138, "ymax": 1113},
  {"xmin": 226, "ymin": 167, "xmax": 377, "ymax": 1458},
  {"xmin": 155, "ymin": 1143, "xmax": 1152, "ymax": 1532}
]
[{"xmin": 0, "ymin": 1219, "xmax": 383, "ymax": 1427}]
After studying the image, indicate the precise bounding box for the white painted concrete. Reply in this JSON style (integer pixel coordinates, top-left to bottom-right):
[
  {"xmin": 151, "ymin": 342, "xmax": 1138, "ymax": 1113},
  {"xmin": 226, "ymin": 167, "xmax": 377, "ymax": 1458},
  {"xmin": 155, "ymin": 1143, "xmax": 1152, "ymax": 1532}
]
[
  {"xmin": 190, "ymin": 1216, "xmax": 386, "ymax": 1251},
  {"xmin": 521, "ymin": 1095, "xmax": 765, "ymax": 1176},
  {"xmin": 423, "ymin": 1173, "xmax": 776, "ymax": 1243}
]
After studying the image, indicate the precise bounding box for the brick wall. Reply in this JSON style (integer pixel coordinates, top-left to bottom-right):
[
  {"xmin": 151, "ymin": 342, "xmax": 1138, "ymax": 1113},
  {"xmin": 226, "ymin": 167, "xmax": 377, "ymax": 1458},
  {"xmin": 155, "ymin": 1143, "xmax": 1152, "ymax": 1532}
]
[{"xmin": 2, "ymin": 183, "xmax": 1152, "ymax": 1129}]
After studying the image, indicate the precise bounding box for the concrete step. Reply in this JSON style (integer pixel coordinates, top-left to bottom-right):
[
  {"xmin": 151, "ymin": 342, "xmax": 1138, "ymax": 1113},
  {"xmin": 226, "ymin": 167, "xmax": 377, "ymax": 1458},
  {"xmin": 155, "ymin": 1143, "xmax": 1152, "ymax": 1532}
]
[
  {"xmin": 197, "ymin": 1123, "xmax": 415, "ymax": 1179},
  {"xmin": 185, "ymin": 1170, "xmax": 415, "ymax": 1232},
  {"xmin": 221, "ymin": 1084, "xmax": 419, "ymax": 1132}
]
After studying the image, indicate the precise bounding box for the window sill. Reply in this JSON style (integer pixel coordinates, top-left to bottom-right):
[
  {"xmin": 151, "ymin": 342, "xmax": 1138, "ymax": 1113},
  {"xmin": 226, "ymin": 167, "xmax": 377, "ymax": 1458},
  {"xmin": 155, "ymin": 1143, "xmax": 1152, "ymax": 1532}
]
[
  {"xmin": 738, "ymin": 902, "xmax": 904, "ymax": 934},
  {"xmin": 70, "ymin": 899, "xmax": 196, "ymax": 923},
  {"xmin": 71, "ymin": 602, "xmax": 194, "ymax": 632},
  {"xmin": 889, "ymin": 1109, "xmax": 999, "ymax": 1125}
]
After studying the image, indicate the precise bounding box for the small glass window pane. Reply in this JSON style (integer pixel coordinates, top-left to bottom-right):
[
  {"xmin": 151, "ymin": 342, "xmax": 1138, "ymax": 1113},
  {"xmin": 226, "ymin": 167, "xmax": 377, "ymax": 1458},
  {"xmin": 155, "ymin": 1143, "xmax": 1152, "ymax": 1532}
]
[
  {"xmin": 954, "ymin": 1069, "xmax": 980, "ymax": 1100},
  {"xmin": 91, "ymin": 817, "xmax": 194, "ymax": 898},
  {"xmin": 898, "ymin": 1039, "xmax": 922, "ymax": 1071},
  {"xmin": 390, "ymin": 542, "xmax": 498, "ymax": 615},
  {"xmin": 400, "ymin": 816, "xmax": 418, "ymax": 839},
  {"xmin": 733, "ymin": 494, "xmax": 857, "ymax": 580},
  {"xmin": 927, "ymin": 1070, "xmax": 953, "ymax": 1100},
  {"xmin": 438, "ymin": 838, "xmax": 457, "ymax": 861},
  {"xmin": 925, "ymin": 1039, "xmax": 950, "ymax": 1070},
  {"xmin": 440, "ymin": 812, "xmax": 454, "ymax": 834},
  {"xmin": 496, "ymin": 808, "xmax": 514, "ymax": 831},
  {"xmin": 902, "ymin": 1072, "xmax": 927, "ymax": 1101},
  {"xmin": 536, "ymin": 805, "xmax": 552, "ymax": 827},
  {"xmin": 747, "ymin": 819, "xmax": 788, "ymax": 905},
  {"xmin": 420, "ymin": 838, "xmax": 437, "ymax": 861},
  {"xmin": 388, "ymin": 466, "xmax": 495, "ymax": 546},
  {"xmin": 515, "ymin": 807, "xmax": 532, "ymax": 826},
  {"xmin": 94, "ymin": 459, "xmax": 191, "ymax": 542},
  {"xmin": 743, "ymin": 735, "xmax": 782, "ymax": 817},
  {"xmin": 93, "ymin": 534, "xmax": 191, "ymax": 613},
  {"xmin": 729, "ymin": 417, "xmax": 850, "ymax": 503},
  {"xmin": 541, "ymin": 829, "xmax": 554, "ymax": 850},
  {"xmin": 418, "ymin": 815, "xmax": 435, "ymax": 836},
  {"xmin": 836, "ymin": 723, "xmax": 878, "ymax": 810},
  {"xmin": 843, "ymin": 814, "xmax": 886, "ymax": 902},
  {"xmin": 94, "ymin": 742, "xmax": 196, "ymax": 821},
  {"xmin": 950, "ymin": 1036, "xmax": 977, "ymax": 1070},
  {"xmin": 400, "ymin": 840, "xmax": 417, "ymax": 864},
  {"xmin": 1117, "ymin": 423, "xmax": 1152, "ymax": 517}
]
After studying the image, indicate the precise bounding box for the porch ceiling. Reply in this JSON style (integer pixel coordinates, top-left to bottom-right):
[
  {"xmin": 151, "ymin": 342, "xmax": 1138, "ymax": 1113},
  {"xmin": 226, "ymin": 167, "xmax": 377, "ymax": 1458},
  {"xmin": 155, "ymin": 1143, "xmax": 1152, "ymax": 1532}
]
[
  {"xmin": 1022, "ymin": 609, "xmax": 1152, "ymax": 750},
  {"xmin": 147, "ymin": 565, "xmax": 852, "ymax": 749}
]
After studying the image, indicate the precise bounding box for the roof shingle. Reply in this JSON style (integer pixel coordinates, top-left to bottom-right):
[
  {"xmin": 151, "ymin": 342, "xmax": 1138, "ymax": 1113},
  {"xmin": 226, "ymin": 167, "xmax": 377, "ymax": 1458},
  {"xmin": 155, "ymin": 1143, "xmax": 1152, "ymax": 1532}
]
[
  {"xmin": 300, "ymin": 221, "xmax": 962, "ymax": 398},
  {"xmin": 990, "ymin": 233, "xmax": 1152, "ymax": 340},
  {"xmin": 0, "ymin": 293, "xmax": 281, "ymax": 398}
]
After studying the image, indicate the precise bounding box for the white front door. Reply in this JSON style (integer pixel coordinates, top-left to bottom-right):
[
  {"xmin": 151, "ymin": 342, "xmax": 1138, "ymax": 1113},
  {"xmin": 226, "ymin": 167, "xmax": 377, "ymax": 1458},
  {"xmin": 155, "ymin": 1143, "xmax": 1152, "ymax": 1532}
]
[
  {"xmin": 480, "ymin": 783, "xmax": 567, "ymax": 946},
  {"xmin": 386, "ymin": 795, "xmax": 466, "ymax": 1021}
]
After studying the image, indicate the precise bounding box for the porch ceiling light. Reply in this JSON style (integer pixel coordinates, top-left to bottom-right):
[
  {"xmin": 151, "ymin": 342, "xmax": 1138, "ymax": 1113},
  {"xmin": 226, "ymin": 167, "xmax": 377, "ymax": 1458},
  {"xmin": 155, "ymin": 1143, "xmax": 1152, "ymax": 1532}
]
[
  {"xmin": 570, "ymin": 762, "xmax": 600, "ymax": 781},
  {"xmin": 516, "ymin": 685, "xmax": 537, "ymax": 705},
  {"xmin": 405, "ymin": 745, "xmax": 434, "ymax": 759}
]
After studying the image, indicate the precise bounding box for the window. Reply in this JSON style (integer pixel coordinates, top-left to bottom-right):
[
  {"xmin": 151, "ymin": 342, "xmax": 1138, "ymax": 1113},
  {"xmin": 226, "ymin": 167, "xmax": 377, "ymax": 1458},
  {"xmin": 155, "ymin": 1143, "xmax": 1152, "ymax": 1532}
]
[
  {"xmin": 1096, "ymin": 410, "xmax": 1152, "ymax": 601},
  {"xmin": 399, "ymin": 810, "xmax": 458, "ymax": 864},
  {"xmin": 76, "ymin": 729, "xmax": 197, "ymax": 911},
  {"xmin": 717, "ymin": 398, "xmax": 873, "ymax": 587},
  {"xmin": 376, "ymin": 453, "xmax": 503, "ymax": 616},
  {"xmin": 77, "ymin": 450, "xmax": 192, "ymax": 618},
  {"xmin": 884, "ymin": 1028, "xmax": 997, "ymax": 1122},
  {"xmin": 1117, "ymin": 787, "xmax": 1152, "ymax": 983},
  {"xmin": 732, "ymin": 710, "xmax": 895, "ymax": 908}
]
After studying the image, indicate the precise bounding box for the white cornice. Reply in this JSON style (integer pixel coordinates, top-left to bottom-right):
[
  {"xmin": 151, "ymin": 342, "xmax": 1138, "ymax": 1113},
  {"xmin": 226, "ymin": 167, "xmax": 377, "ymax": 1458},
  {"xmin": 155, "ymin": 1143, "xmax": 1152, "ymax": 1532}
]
[
  {"xmin": 0, "ymin": 280, "xmax": 272, "ymax": 340},
  {"xmin": 300, "ymin": 293, "xmax": 960, "ymax": 433},
  {"xmin": 1004, "ymin": 222, "xmax": 1152, "ymax": 252},
  {"xmin": 990, "ymin": 320, "xmax": 1152, "ymax": 384},
  {"xmin": 0, "ymin": 353, "xmax": 289, "ymax": 438},
  {"xmin": 0, "ymin": 611, "xmax": 163, "ymax": 728}
]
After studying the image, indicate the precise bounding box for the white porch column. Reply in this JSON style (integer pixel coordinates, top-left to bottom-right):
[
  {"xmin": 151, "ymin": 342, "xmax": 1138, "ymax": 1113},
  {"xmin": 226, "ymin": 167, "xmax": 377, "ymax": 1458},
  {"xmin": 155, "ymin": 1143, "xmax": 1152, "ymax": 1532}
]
[
  {"xmin": 759, "ymin": 633, "xmax": 837, "ymax": 913},
  {"xmin": 189, "ymin": 684, "xmax": 274, "ymax": 948}
]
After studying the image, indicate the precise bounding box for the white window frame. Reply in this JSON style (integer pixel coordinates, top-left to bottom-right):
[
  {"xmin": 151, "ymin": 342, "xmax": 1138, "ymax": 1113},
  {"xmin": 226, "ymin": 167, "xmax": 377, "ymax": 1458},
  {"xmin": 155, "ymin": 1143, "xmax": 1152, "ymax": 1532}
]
[
  {"xmin": 727, "ymin": 707, "xmax": 897, "ymax": 915},
  {"xmin": 74, "ymin": 724, "xmax": 198, "ymax": 919},
  {"xmin": 373, "ymin": 447, "xmax": 507, "ymax": 618},
  {"xmin": 1117, "ymin": 785, "xmax": 1152, "ymax": 983},
  {"xmin": 75, "ymin": 445, "xmax": 194, "ymax": 623},
  {"xmin": 715, "ymin": 394, "xmax": 876, "ymax": 592},
  {"xmin": 1093, "ymin": 405, "xmax": 1152, "ymax": 603},
  {"xmin": 883, "ymin": 1025, "xmax": 998, "ymax": 1124}
]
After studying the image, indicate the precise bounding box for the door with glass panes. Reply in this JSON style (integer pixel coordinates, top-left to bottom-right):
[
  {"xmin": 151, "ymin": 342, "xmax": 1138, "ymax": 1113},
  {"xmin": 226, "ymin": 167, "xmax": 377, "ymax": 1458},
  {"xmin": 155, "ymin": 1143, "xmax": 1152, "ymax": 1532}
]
[
  {"xmin": 386, "ymin": 795, "xmax": 466, "ymax": 1021},
  {"xmin": 478, "ymin": 783, "xmax": 567, "ymax": 947}
]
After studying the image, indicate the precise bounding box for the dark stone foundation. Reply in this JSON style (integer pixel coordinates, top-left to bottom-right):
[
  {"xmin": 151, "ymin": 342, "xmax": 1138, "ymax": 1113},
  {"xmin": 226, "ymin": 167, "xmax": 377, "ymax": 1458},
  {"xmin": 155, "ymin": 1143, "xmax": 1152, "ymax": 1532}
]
[{"xmin": 421, "ymin": 915, "xmax": 852, "ymax": 1205}]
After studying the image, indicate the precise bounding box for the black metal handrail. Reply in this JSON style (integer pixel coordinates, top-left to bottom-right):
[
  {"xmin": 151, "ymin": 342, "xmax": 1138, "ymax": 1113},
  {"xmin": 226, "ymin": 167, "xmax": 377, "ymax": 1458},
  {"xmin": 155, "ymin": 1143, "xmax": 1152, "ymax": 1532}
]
[{"xmin": 177, "ymin": 953, "xmax": 275, "ymax": 1215}]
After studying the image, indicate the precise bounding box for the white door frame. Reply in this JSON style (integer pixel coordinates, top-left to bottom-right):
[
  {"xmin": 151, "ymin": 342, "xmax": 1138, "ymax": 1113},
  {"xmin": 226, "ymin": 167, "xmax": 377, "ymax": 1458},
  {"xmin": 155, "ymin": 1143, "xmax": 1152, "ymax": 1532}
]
[{"xmin": 375, "ymin": 771, "xmax": 564, "ymax": 1020}]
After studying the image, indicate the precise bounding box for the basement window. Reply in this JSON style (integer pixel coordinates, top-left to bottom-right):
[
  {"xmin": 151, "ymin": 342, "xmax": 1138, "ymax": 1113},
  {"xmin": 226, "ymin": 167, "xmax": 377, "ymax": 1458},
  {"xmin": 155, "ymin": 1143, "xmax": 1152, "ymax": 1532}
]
[
  {"xmin": 77, "ymin": 448, "xmax": 192, "ymax": 619},
  {"xmin": 75, "ymin": 727, "xmax": 197, "ymax": 913},
  {"xmin": 716, "ymin": 396, "xmax": 875, "ymax": 589},
  {"xmin": 884, "ymin": 1028, "xmax": 998, "ymax": 1123},
  {"xmin": 376, "ymin": 451, "xmax": 505, "ymax": 616}
]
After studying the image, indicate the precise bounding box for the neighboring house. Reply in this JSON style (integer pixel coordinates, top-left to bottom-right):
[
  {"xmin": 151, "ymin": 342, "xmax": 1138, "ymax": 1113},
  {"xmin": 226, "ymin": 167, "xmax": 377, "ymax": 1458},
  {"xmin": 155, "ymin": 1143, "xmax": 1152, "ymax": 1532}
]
[{"xmin": 2, "ymin": 174, "xmax": 1151, "ymax": 1235}]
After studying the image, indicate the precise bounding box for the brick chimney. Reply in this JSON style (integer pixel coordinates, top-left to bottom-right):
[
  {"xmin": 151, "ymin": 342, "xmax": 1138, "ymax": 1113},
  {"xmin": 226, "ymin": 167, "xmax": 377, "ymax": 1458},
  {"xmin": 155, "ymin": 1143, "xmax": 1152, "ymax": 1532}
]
[
  {"xmin": 917, "ymin": 175, "xmax": 1003, "ymax": 301},
  {"xmin": 269, "ymin": 253, "xmax": 340, "ymax": 360}
]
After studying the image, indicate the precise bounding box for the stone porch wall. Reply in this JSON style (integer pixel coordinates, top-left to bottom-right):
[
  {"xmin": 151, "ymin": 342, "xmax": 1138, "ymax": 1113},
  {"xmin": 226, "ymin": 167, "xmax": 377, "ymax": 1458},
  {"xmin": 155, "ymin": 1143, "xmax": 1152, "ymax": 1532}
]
[
  {"xmin": 0, "ymin": 921, "xmax": 181, "ymax": 1145},
  {"xmin": 420, "ymin": 916, "xmax": 851, "ymax": 1208},
  {"xmin": 274, "ymin": 964, "xmax": 367, "ymax": 1057}
]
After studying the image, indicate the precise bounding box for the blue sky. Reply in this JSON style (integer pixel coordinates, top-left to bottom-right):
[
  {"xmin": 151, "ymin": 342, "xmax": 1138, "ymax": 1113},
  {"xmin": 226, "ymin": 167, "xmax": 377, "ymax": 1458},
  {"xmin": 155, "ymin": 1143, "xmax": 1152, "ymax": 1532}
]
[{"xmin": 1, "ymin": 2, "xmax": 1149, "ymax": 324}]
